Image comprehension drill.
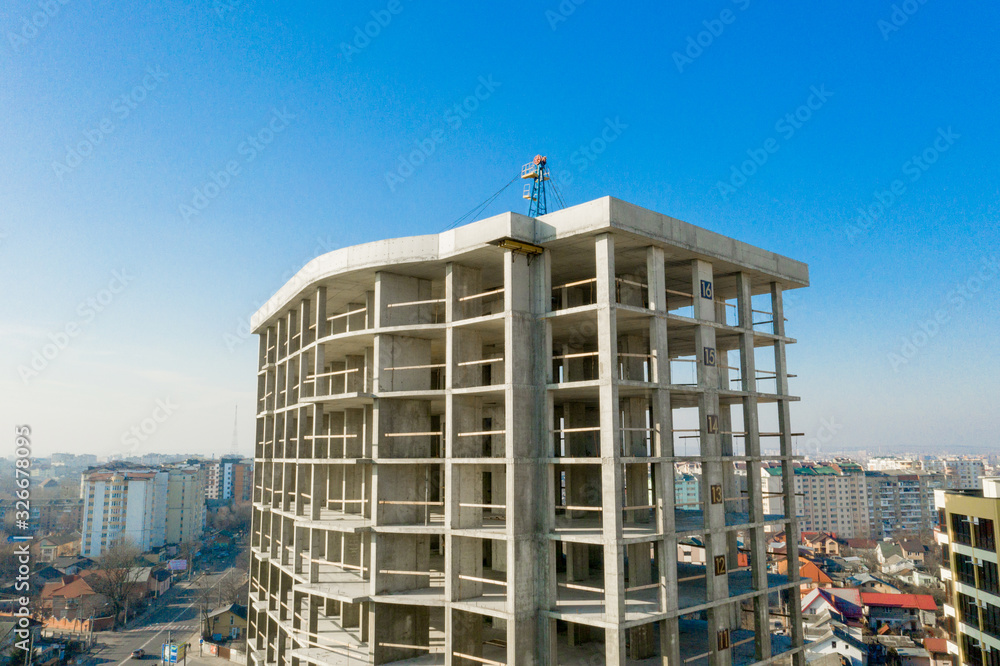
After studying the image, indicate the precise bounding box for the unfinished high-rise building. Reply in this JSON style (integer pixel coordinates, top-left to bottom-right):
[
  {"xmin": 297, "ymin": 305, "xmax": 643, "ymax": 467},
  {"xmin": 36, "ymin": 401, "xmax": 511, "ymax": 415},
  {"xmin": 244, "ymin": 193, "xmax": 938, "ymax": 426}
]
[{"xmin": 247, "ymin": 197, "xmax": 809, "ymax": 665}]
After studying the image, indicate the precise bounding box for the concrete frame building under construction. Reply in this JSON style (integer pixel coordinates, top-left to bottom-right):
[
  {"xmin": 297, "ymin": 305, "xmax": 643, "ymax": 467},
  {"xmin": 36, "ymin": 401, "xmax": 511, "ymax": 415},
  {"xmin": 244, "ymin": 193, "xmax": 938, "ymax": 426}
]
[{"xmin": 246, "ymin": 196, "xmax": 809, "ymax": 665}]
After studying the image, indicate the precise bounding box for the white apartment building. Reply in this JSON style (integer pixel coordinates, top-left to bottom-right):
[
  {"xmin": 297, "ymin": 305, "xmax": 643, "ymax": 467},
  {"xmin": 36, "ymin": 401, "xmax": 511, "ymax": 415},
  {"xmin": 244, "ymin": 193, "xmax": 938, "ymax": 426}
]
[
  {"xmin": 761, "ymin": 462, "xmax": 869, "ymax": 538},
  {"xmin": 924, "ymin": 457, "xmax": 987, "ymax": 490},
  {"xmin": 80, "ymin": 467, "xmax": 167, "ymax": 557},
  {"xmin": 868, "ymin": 457, "xmax": 923, "ymax": 472}
]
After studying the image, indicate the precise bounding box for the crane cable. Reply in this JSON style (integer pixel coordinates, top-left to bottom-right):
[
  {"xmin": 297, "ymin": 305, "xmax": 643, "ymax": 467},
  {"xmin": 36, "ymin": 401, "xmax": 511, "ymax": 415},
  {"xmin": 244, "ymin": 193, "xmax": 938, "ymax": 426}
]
[
  {"xmin": 443, "ymin": 175, "xmax": 520, "ymax": 231},
  {"xmin": 549, "ymin": 175, "xmax": 567, "ymax": 210}
]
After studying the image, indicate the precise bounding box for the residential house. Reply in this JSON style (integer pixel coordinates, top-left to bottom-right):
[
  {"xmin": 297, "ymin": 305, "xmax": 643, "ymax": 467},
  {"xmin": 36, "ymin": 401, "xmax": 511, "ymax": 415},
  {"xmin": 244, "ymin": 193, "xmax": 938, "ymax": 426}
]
[
  {"xmin": 802, "ymin": 610, "xmax": 867, "ymax": 666},
  {"xmin": 860, "ymin": 592, "xmax": 937, "ymax": 634},
  {"xmin": 843, "ymin": 538, "xmax": 878, "ymax": 553},
  {"xmin": 50, "ymin": 556, "xmax": 96, "ymax": 576},
  {"xmin": 895, "ymin": 646, "xmax": 931, "ymax": 666},
  {"xmin": 921, "ymin": 638, "xmax": 953, "ymax": 666},
  {"xmin": 0, "ymin": 565, "xmax": 64, "ymax": 597},
  {"xmin": 898, "ymin": 539, "xmax": 928, "ymax": 564},
  {"xmin": 36, "ymin": 533, "xmax": 81, "ymax": 563},
  {"xmin": 903, "ymin": 569, "xmax": 941, "ymax": 589},
  {"xmin": 80, "ymin": 568, "xmax": 148, "ymax": 615},
  {"xmin": 881, "ymin": 553, "xmax": 917, "ymax": 577},
  {"xmin": 877, "ymin": 542, "xmax": 905, "ymax": 565},
  {"xmin": 777, "ymin": 556, "xmax": 832, "ymax": 589},
  {"xmin": 847, "ymin": 573, "xmax": 901, "ymax": 594},
  {"xmin": 803, "ymin": 532, "xmax": 842, "ymax": 556},
  {"xmin": 203, "ymin": 604, "xmax": 248, "ymax": 640},
  {"xmin": 40, "ymin": 575, "xmax": 106, "ymax": 621},
  {"xmin": 838, "ymin": 556, "xmax": 869, "ymax": 573},
  {"xmin": 801, "ymin": 588, "xmax": 865, "ymax": 626},
  {"xmin": 148, "ymin": 569, "xmax": 171, "ymax": 597}
]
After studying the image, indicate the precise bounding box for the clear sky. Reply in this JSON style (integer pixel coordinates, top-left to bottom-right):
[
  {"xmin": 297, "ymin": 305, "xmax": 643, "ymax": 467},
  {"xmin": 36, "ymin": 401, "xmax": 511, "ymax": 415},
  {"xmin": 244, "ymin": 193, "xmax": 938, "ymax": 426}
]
[{"xmin": 2, "ymin": 2, "xmax": 998, "ymax": 458}]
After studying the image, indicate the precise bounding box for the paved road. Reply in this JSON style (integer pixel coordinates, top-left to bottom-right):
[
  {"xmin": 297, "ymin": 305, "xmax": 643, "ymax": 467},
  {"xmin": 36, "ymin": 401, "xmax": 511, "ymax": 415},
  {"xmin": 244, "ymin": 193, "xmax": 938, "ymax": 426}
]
[{"xmin": 82, "ymin": 561, "xmax": 244, "ymax": 666}]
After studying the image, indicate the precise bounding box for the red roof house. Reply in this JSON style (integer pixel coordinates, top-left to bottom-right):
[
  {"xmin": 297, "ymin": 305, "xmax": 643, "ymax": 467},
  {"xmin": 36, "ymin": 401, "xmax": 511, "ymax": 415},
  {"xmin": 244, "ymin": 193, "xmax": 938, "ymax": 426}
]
[{"xmin": 859, "ymin": 592, "xmax": 937, "ymax": 633}]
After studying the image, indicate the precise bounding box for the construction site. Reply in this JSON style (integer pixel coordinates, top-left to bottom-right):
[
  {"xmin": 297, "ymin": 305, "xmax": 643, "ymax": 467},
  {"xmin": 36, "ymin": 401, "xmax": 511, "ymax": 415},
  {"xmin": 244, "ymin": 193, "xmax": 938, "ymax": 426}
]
[{"xmin": 247, "ymin": 162, "xmax": 810, "ymax": 665}]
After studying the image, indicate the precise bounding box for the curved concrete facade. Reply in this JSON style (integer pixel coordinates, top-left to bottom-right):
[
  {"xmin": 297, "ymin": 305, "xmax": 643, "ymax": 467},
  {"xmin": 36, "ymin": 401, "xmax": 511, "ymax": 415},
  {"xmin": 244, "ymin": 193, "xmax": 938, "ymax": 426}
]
[{"xmin": 248, "ymin": 196, "xmax": 809, "ymax": 665}]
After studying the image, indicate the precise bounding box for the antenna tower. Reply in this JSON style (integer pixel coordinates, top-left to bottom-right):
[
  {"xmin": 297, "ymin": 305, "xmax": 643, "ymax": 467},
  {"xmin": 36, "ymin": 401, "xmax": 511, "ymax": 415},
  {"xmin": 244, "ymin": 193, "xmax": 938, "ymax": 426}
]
[{"xmin": 521, "ymin": 155, "xmax": 551, "ymax": 217}]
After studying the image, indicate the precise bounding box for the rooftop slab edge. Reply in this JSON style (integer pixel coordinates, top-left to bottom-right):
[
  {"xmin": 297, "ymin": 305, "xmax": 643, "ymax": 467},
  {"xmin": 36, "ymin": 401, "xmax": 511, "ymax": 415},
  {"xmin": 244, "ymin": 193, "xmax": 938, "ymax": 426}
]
[
  {"xmin": 252, "ymin": 196, "xmax": 809, "ymax": 331},
  {"xmin": 602, "ymin": 197, "xmax": 809, "ymax": 289}
]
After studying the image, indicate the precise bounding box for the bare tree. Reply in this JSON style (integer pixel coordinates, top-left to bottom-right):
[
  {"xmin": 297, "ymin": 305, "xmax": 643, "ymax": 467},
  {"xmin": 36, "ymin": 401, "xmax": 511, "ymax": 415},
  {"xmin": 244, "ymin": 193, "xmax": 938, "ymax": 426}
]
[
  {"xmin": 85, "ymin": 540, "xmax": 146, "ymax": 628},
  {"xmin": 0, "ymin": 532, "xmax": 21, "ymax": 579},
  {"xmin": 230, "ymin": 502, "xmax": 251, "ymax": 533},
  {"xmin": 215, "ymin": 571, "xmax": 249, "ymax": 607},
  {"xmin": 207, "ymin": 501, "xmax": 252, "ymax": 533}
]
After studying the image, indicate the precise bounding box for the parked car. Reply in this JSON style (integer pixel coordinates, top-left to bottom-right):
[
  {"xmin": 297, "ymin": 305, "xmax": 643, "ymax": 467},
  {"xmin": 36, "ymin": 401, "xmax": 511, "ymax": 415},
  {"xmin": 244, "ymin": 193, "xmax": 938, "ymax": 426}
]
[{"xmin": 131, "ymin": 649, "xmax": 145, "ymax": 659}]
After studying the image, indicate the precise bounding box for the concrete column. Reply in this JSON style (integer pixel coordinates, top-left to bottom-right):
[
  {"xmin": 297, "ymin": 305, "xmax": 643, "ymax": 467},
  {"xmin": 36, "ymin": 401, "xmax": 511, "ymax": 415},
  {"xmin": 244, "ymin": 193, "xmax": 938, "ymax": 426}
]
[
  {"xmin": 736, "ymin": 273, "xmax": 772, "ymax": 660},
  {"xmin": 445, "ymin": 259, "xmax": 460, "ymax": 660},
  {"xmin": 622, "ymin": 391, "xmax": 653, "ymax": 658},
  {"xmin": 605, "ymin": 626, "xmax": 626, "ymax": 665},
  {"xmin": 594, "ymin": 234, "xmax": 626, "ymax": 665},
  {"xmin": 299, "ymin": 297, "xmax": 311, "ymax": 349},
  {"xmin": 297, "ymin": 407, "xmax": 309, "ymax": 462},
  {"xmin": 314, "ymin": 286, "xmax": 327, "ymax": 340},
  {"xmin": 503, "ymin": 247, "xmax": 543, "ymax": 665},
  {"xmin": 771, "ymin": 282, "xmax": 805, "ymax": 665},
  {"xmin": 692, "ymin": 259, "xmax": 733, "ymax": 666},
  {"xmin": 716, "ymin": 345, "xmax": 741, "ymax": 582},
  {"xmin": 647, "ymin": 247, "xmax": 680, "ymax": 665}
]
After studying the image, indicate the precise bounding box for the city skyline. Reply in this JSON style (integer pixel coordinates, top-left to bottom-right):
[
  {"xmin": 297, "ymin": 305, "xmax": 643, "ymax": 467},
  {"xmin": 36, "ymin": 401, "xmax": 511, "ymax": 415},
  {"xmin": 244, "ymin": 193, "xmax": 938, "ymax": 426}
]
[{"xmin": 3, "ymin": 3, "xmax": 998, "ymax": 459}]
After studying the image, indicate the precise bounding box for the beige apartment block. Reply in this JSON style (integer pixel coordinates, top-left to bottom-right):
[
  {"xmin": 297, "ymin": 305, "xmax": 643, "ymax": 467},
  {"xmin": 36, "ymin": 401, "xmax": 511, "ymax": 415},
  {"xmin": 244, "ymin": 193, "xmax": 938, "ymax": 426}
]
[
  {"xmin": 80, "ymin": 467, "xmax": 167, "ymax": 557},
  {"xmin": 247, "ymin": 197, "xmax": 809, "ymax": 665},
  {"xmin": 165, "ymin": 464, "xmax": 207, "ymax": 544}
]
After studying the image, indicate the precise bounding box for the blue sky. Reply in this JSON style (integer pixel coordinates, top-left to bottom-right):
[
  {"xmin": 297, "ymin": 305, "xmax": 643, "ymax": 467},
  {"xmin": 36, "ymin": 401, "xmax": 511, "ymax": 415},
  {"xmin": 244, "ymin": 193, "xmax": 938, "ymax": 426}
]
[{"xmin": 2, "ymin": 1, "xmax": 997, "ymax": 458}]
